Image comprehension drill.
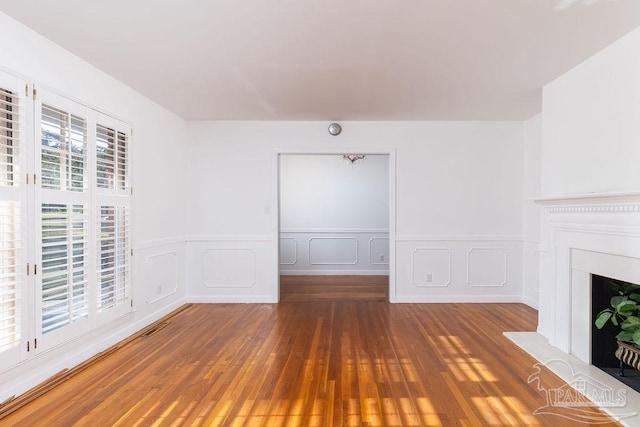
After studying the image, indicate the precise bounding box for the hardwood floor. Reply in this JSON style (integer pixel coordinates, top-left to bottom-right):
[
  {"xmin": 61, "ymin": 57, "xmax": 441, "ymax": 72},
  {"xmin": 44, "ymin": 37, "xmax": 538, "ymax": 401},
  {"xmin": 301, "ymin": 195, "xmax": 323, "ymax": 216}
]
[
  {"xmin": 1, "ymin": 301, "xmax": 619, "ymax": 426},
  {"xmin": 280, "ymin": 275, "xmax": 388, "ymax": 301}
]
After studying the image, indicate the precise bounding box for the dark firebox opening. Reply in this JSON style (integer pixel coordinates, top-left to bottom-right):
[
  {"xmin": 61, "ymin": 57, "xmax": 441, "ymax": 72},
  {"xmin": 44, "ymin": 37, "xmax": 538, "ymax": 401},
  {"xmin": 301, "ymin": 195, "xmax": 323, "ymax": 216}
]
[{"xmin": 591, "ymin": 274, "xmax": 640, "ymax": 392}]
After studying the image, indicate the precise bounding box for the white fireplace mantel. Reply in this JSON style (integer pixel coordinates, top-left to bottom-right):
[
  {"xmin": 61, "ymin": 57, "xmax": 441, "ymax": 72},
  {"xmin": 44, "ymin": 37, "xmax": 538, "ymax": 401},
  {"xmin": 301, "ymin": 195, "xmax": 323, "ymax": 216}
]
[
  {"xmin": 533, "ymin": 191, "xmax": 640, "ymax": 357},
  {"xmin": 533, "ymin": 191, "xmax": 640, "ymax": 207}
]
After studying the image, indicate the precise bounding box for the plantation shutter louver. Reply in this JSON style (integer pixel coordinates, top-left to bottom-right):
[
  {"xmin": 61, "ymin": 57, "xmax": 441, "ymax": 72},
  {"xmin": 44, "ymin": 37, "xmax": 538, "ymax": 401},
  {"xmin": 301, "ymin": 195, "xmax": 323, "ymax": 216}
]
[
  {"xmin": 96, "ymin": 125, "xmax": 128, "ymax": 191},
  {"xmin": 0, "ymin": 84, "xmax": 23, "ymax": 355},
  {"xmin": 41, "ymin": 204, "xmax": 88, "ymax": 333},
  {"xmin": 0, "ymin": 88, "xmax": 19, "ymax": 187},
  {"xmin": 41, "ymin": 105, "xmax": 86, "ymax": 192},
  {"xmin": 39, "ymin": 97, "xmax": 89, "ymax": 339},
  {"xmin": 95, "ymin": 116, "xmax": 131, "ymax": 317},
  {"xmin": 0, "ymin": 202, "xmax": 21, "ymax": 351},
  {"xmin": 97, "ymin": 205, "xmax": 129, "ymax": 311}
]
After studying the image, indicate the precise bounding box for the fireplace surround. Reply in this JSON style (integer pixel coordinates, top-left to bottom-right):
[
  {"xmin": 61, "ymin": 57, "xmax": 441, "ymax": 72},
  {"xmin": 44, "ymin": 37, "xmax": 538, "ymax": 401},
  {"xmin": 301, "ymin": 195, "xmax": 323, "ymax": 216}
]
[{"xmin": 534, "ymin": 192, "xmax": 640, "ymax": 363}]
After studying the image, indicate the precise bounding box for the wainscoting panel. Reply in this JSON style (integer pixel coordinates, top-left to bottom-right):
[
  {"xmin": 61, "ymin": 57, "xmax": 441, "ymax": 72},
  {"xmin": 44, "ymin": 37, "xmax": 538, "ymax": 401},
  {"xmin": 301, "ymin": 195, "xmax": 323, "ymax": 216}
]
[
  {"xmin": 411, "ymin": 248, "xmax": 451, "ymax": 287},
  {"xmin": 369, "ymin": 237, "xmax": 390, "ymax": 265},
  {"xmin": 466, "ymin": 248, "xmax": 507, "ymax": 287},
  {"xmin": 280, "ymin": 230, "xmax": 389, "ymax": 275},
  {"xmin": 395, "ymin": 237, "xmax": 522, "ymax": 302},
  {"xmin": 187, "ymin": 237, "xmax": 278, "ymax": 302},
  {"xmin": 279, "ymin": 238, "xmax": 297, "ymax": 265},
  {"xmin": 134, "ymin": 238, "xmax": 187, "ymax": 307},
  {"xmin": 309, "ymin": 237, "xmax": 358, "ymax": 265},
  {"xmin": 143, "ymin": 251, "xmax": 179, "ymax": 304},
  {"xmin": 202, "ymin": 248, "xmax": 257, "ymax": 288}
]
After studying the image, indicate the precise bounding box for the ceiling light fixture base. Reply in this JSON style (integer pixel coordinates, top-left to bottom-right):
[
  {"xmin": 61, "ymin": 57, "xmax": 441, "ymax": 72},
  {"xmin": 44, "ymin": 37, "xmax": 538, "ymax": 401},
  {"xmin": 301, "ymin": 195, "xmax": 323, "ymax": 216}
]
[{"xmin": 328, "ymin": 123, "xmax": 342, "ymax": 136}]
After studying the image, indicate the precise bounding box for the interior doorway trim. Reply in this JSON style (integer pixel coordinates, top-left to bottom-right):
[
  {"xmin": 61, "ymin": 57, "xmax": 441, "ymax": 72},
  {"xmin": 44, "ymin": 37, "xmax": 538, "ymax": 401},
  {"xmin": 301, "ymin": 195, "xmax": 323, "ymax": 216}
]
[{"xmin": 272, "ymin": 148, "xmax": 397, "ymax": 302}]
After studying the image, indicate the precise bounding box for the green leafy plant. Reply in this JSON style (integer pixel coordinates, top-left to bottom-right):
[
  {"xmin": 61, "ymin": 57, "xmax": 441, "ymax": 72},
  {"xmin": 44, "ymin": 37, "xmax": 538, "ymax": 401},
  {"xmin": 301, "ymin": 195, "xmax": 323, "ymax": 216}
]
[{"xmin": 595, "ymin": 279, "xmax": 640, "ymax": 346}]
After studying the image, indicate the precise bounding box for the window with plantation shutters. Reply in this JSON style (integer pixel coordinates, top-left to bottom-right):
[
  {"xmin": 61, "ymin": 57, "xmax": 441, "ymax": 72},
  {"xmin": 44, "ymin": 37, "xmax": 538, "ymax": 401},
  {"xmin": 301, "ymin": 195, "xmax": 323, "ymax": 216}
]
[
  {"xmin": 0, "ymin": 82, "xmax": 23, "ymax": 360},
  {"xmin": 97, "ymin": 205, "xmax": 129, "ymax": 311},
  {"xmin": 0, "ymin": 79, "xmax": 132, "ymax": 366}
]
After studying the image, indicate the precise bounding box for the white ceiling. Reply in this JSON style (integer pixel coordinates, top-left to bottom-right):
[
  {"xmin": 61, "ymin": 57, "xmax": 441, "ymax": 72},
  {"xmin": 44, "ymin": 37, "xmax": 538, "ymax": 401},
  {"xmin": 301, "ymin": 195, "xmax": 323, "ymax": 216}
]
[{"xmin": 1, "ymin": 0, "xmax": 639, "ymax": 121}]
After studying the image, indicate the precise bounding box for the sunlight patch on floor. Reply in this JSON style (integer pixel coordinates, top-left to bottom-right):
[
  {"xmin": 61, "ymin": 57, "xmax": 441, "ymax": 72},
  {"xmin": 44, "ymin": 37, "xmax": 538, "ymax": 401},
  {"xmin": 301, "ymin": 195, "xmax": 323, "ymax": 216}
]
[
  {"xmin": 415, "ymin": 397, "xmax": 443, "ymax": 426},
  {"xmin": 472, "ymin": 396, "xmax": 541, "ymax": 426},
  {"xmin": 447, "ymin": 357, "xmax": 497, "ymax": 382}
]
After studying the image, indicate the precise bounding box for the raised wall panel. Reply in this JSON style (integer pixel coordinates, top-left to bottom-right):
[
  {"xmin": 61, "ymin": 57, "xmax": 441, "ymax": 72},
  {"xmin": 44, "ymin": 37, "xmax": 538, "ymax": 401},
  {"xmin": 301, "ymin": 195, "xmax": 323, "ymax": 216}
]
[
  {"xmin": 308, "ymin": 237, "xmax": 358, "ymax": 265},
  {"xmin": 186, "ymin": 238, "xmax": 276, "ymax": 302},
  {"xmin": 279, "ymin": 231, "xmax": 389, "ymax": 274},
  {"xmin": 467, "ymin": 248, "xmax": 507, "ymax": 287},
  {"xmin": 369, "ymin": 237, "xmax": 390, "ymax": 265},
  {"xmin": 144, "ymin": 251, "xmax": 179, "ymax": 304},
  {"xmin": 396, "ymin": 239, "xmax": 521, "ymax": 302},
  {"xmin": 202, "ymin": 248, "xmax": 257, "ymax": 288},
  {"xmin": 411, "ymin": 248, "xmax": 451, "ymax": 287},
  {"xmin": 279, "ymin": 238, "xmax": 297, "ymax": 265}
]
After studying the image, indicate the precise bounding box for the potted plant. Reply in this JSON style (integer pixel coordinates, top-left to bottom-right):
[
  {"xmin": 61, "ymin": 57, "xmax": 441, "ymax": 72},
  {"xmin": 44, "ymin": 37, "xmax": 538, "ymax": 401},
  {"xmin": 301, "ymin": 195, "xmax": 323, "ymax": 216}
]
[{"xmin": 595, "ymin": 279, "xmax": 640, "ymax": 375}]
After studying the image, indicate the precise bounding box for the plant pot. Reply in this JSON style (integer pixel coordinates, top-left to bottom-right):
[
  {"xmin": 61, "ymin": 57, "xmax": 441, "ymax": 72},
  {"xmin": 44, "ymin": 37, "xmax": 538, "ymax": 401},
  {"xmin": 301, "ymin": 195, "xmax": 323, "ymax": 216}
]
[{"xmin": 615, "ymin": 340, "xmax": 640, "ymax": 376}]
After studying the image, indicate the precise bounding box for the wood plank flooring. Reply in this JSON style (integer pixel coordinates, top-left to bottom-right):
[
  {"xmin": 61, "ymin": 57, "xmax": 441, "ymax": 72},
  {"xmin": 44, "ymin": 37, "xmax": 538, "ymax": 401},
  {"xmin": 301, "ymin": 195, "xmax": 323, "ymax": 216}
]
[
  {"xmin": 280, "ymin": 275, "xmax": 388, "ymax": 301},
  {"xmin": 1, "ymin": 285, "xmax": 620, "ymax": 425}
]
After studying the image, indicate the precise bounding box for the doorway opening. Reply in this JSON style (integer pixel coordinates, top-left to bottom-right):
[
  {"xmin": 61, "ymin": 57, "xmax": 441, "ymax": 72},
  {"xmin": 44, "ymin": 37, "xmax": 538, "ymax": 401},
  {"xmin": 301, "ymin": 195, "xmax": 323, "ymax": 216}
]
[{"xmin": 276, "ymin": 152, "xmax": 394, "ymax": 301}]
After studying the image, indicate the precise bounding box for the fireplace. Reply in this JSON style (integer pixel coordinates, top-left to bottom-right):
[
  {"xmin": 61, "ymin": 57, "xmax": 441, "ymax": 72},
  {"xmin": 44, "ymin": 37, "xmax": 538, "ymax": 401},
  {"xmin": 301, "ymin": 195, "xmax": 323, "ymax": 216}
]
[
  {"xmin": 534, "ymin": 192, "xmax": 640, "ymax": 362},
  {"xmin": 505, "ymin": 192, "xmax": 640, "ymax": 420}
]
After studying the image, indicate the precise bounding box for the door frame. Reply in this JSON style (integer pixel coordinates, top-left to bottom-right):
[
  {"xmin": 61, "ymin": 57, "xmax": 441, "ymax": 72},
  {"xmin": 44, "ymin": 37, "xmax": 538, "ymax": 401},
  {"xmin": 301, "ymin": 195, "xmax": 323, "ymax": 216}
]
[{"xmin": 272, "ymin": 148, "xmax": 397, "ymax": 302}]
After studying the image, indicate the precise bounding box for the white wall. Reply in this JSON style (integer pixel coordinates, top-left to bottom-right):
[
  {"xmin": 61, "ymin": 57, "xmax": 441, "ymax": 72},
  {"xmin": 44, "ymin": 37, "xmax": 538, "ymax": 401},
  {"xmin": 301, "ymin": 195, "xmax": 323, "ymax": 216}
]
[
  {"xmin": 522, "ymin": 114, "xmax": 541, "ymax": 308},
  {"xmin": 538, "ymin": 27, "xmax": 640, "ymax": 345},
  {"xmin": 279, "ymin": 154, "xmax": 389, "ymax": 275},
  {"xmin": 541, "ymin": 26, "xmax": 640, "ymax": 196},
  {"xmin": 280, "ymin": 154, "xmax": 389, "ymax": 230},
  {"xmin": 185, "ymin": 121, "xmax": 525, "ymax": 302},
  {"xmin": 0, "ymin": 12, "xmax": 188, "ymax": 401}
]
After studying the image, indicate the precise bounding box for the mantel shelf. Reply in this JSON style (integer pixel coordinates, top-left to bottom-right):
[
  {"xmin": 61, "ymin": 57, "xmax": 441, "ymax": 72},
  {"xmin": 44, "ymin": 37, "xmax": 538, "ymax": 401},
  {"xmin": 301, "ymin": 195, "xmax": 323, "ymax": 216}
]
[{"xmin": 532, "ymin": 191, "xmax": 640, "ymax": 206}]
